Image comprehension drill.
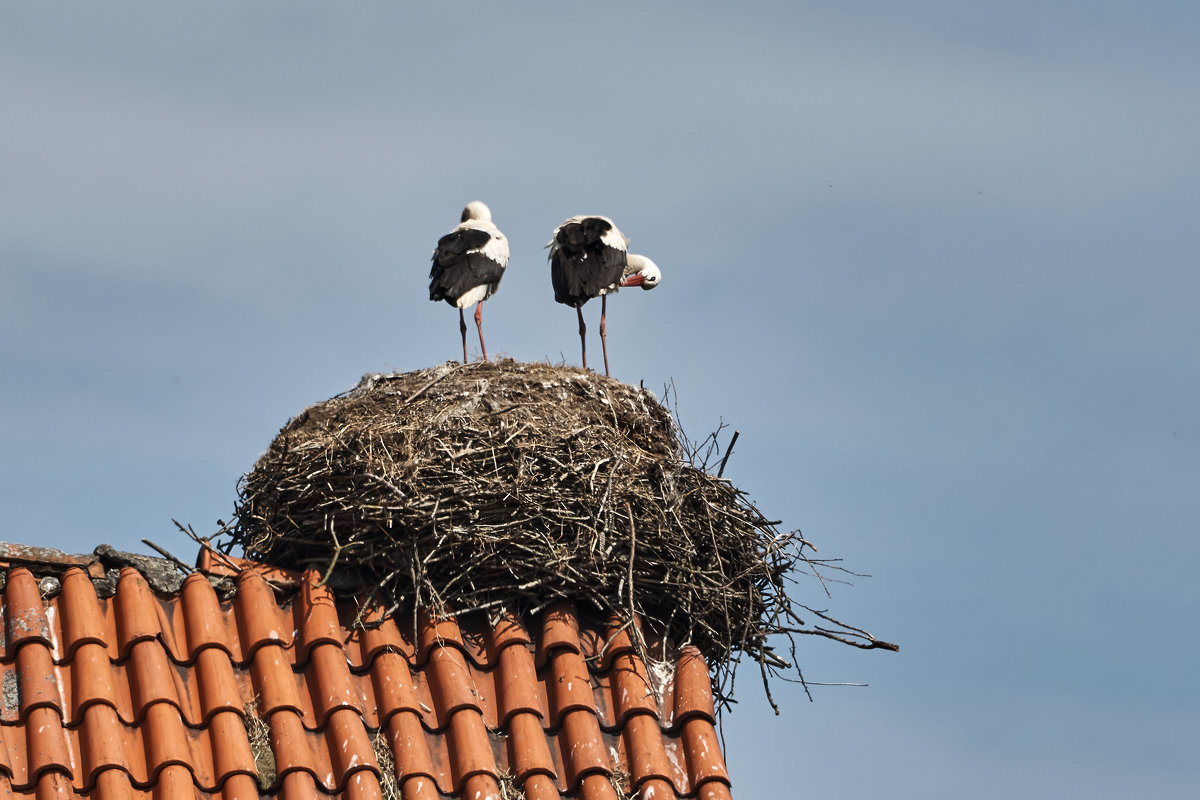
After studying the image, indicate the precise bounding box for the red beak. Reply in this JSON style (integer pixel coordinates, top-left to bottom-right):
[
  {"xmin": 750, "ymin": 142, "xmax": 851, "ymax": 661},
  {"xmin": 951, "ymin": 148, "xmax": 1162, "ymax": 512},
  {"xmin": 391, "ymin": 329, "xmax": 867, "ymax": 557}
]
[{"xmin": 620, "ymin": 273, "xmax": 645, "ymax": 288}]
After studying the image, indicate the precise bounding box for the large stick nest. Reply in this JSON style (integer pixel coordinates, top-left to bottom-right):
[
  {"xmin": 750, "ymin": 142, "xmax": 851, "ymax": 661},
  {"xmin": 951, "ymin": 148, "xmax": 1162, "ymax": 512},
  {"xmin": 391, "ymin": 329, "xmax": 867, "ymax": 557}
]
[{"xmin": 228, "ymin": 360, "xmax": 893, "ymax": 704}]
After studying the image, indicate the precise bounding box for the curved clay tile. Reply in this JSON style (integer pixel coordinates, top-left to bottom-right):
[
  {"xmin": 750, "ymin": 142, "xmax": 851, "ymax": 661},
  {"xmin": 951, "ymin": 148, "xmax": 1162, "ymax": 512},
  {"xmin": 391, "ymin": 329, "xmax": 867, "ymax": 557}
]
[
  {"xmin": 112, "ymin": 571, "xmax": 167, "ymax": 664},
  {"xmin": 263, "ymin": 708, "xmax": 330, "ymax": 792},
  {"xmin": 588, "ymin": 620, "xmax": 628, "ymax": 671},
  {"xmin": 179, "ymin": 575, "xmax": 235, "ymax": 665},
  {"xmin": 635, "ymin": 776, "xmax": 678, "ymax": 800},
  {"xmin": 696, "ymin": 777, "xmax": 735, "ymax": 800},
  {"xmin": 67, "ymin": 642, "xmax": 133, "ymax": 726},
  {"xmin": 534, "ymin": 603, "xmax": 582, "ymax": 669},
  {"xmin": 232, "ymin": 570, "xmax": 293, "ymax": 661},
  {"xmin": 673, "ymin": 647, "xmax": 717, "ymax": 723},
  {"xmin": 416, "ymin": 614, "xmax": 470, "ymax": 667},
  {"xmin": 397, "ymin": 772, "xmax": 442, "ymax": 800},
  {"xmin": 621, "ymin": 712, "xmax": 680, "ymax": 794},
  {"xmin": 203, "ymin": 710, "xmax": 258, "ymax": 789},
  {"xmin": 442, "ymin": 708, "xmax": 499, "ymax": 795},
  {"xmin": 424, "ymin": 636, "xmax": 484, "ymax": 730},
  {"xmin": 4, "ymin": 569, "xmax": 53, "ymax": 656},
  {"xmin": 0, "ymin": 720, "xmax": 16, "ymax": 780},
  {"xmin": 140, "ymin": 703, "xmax": 203, "ymax": 788},
  {"xmin": 293, "ymin": 574, "xmax": 343, "ymax": 668},
  {"xmin": 517, "ymin": 771, "xmax": 562, "ymax": 800},
  {"xmin": 365, "ymin": 650, "xmax": 422, "ymax": 729},
  {"xmin": 32, "ymin": 770, "xmax": 74, "ymax": 800},
  {"xmin": 57, "ymin": 569, "xmax": 110, "ymax": 664},
  {"xmin": 546, "ymin": 637, "xmax": 598, "ymax": 729},
  {"xmin": 459, "ymin": 772, "xmax": 503, "ymax": 800},
  {"xmin": 609, "ymin": 649, "xmax": 660, "ymax": 722},
  {"xmin": 490, "ymin": 627, "xmax": 545, "ymax": 727},
  {"xmin": 321, "ymin": 707, "xmax": 379, "ymax": 787},
  {"xmin": 16, "ymin": 640, "xmax": 62, "ymax": 722},
  {"xmin": 90, "ymin": 765, "xmax": 138, "ymax": 799},
  {"xmin": 503, "ymin": 711, "xmax": 556, "ymax": 786},
  {"xmin": 351, "ymin": 610, "xmax": 417, "ymax": 673},
  {"xmin": 23, "ymin": 704, "xmax": 74, "ymax": 790},
  {"xmin": 217, "ymin": 771, "xmax": 262, "ymax": 798},
  {"xmin": 674, "ymin": 648, "xmax": 730, "ymax": 797},
  {"xmin": 556, "ymin": 709, "xmax": 613, "ymax": 791},
  {"xmin": 125, "ymin": 639, "xmax": 198, "ymax": 726},
  {"xmin": 192, "ymin": 648, "xmax": 243, "ymax": 726},
  {"xmin": 379, "ymin": 709, "xmax": 436, "ymax": 785},
  {"xmin": 305, "ymin": 643, "xmax": 368, "ymax": 728},
  {"xmin": 247, "ymin": 642, "xmax": 304, "ymax": 721},
  {"xmin": 681, "ymin": 716, "xmax": 730, "ymax": 795},
  {"xmin": 275, "ymin": 768, "xmax": 325, "ymax": 800},
  {"xmin": 340, "ymin": 767, "xmax": 384, "ymax": 800},
  {"xmin": 577, "ymin": 771, "xmax": 621, "ymax": 800},
  {"xmin": 74, "ymin": 703, "xmax": 134, "ymax": 791},
  {"xmin": 485, "ymin": 613, "xmax": 532, "ymax": 662}
]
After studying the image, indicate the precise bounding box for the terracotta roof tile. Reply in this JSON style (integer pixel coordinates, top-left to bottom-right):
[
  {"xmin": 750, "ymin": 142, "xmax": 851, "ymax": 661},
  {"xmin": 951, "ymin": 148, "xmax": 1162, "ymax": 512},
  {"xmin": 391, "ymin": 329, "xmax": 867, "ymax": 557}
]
[{"xmin": 0, "ymin": 548, "xmax": 735, "ymax": 798}]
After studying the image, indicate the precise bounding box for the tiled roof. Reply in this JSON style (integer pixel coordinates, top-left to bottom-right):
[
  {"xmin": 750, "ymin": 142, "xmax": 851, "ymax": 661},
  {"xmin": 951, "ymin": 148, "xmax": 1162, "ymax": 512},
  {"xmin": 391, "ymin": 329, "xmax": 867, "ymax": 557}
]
[{"xmin": 0, "ymin": 543, "xmax": 733, "ymax": 799}]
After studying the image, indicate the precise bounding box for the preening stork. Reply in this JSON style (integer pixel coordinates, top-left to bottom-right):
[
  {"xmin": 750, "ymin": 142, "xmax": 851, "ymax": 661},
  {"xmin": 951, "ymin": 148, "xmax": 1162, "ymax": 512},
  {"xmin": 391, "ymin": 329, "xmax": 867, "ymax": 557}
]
[
  {"xmin": 430, "ymin": 201, "xmax": 509, "ymax": 363},
  {"xmin": 549, "ymin": 215, "xmax": 661, "ymax": 375}
]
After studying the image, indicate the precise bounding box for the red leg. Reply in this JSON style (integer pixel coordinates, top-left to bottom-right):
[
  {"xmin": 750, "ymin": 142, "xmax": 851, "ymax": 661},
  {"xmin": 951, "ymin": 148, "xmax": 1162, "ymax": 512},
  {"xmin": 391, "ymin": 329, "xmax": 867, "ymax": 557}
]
[
  {"xmin": 577, "ymin": 306, "xmax": 587, "ymax": 369},
  {"xmin": 474, "ymin": 301, "xmax": 488, "ymax": 362},
  {"xmin": 600, "ymin": 295, "xmax": 610, "ymax": 376},
  {"xmin": 459, "ymin": 307, "xmax": 468, "ymax": 364}
]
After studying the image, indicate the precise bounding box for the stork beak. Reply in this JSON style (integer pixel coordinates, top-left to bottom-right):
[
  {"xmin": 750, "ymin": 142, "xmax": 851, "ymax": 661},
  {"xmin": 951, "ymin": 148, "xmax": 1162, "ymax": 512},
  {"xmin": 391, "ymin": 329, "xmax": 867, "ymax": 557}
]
[{"xmin": 620, "ymin": 273, "xmax": 645, "ymax": 288}]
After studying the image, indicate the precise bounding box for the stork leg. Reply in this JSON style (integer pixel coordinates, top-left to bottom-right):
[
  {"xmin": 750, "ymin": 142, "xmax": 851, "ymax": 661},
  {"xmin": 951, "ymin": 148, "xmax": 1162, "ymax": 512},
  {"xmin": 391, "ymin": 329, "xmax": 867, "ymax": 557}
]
[
  {"xmin": 577, "ymin": 306, "xmax": 588, "ymax": 369},
  {"xmin": 600, "ymin": 295, "xmax": 611, "ymax": 377},
  {"xmin": 474, "ymin": 301, "xmax": 488, "ymax": 362},
  {"xmin": 458, "ymin": 307, "xmax": 469, "ymax": 364}
]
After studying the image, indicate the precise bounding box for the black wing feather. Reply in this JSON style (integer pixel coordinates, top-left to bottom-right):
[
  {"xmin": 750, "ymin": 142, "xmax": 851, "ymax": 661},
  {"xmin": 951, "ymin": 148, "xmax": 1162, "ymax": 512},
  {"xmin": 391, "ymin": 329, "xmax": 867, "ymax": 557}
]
[
  {"xmin": 430, "ymin": 229, "xmax": 505, "ymax": 304},
  {"xmin": 550, "ymin": 218, "xmax": 626, "ymax": 307}
]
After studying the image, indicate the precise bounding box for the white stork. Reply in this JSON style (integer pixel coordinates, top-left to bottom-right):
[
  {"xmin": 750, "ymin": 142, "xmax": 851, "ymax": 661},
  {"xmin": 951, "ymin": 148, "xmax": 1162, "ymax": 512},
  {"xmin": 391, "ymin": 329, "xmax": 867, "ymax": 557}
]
[
  {"xmin": 429, "ymin": 201, "xmax": 509, "ymax": 363},
  {"xmin": 549, "ymin": 215, "xmax": 661, "ymax": 375}
]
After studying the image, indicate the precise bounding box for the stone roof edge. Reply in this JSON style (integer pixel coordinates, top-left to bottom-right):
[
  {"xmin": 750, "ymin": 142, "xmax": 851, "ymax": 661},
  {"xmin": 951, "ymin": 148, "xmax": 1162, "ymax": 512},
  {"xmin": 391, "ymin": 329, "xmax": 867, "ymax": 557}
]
[{"xmin": 0, "ymin": 539, "xmax": 226, "ymax": 598}]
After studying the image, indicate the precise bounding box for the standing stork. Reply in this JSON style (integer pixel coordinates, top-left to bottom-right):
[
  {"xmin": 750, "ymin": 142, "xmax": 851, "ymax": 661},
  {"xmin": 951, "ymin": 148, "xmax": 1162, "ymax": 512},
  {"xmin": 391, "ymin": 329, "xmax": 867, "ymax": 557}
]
[
  {"xmin": 549, "ymin": 215, "xmax": 660, "ymax": 376},
  {"xmin": 430, "ymin": 201, "xmax": 509, "ymax": 363}
]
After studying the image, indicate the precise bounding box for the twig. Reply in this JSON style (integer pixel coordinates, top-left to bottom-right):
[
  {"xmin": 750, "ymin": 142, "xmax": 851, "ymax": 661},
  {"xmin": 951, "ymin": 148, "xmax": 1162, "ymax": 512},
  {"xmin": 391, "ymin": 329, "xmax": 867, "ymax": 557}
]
[
  {"xmin": 802, "ymin": 681, "xmax": 868, "ymax": 687},
  {"xmin": 142, "ymin": 539, "xmax": 195, "ymax": 574},
  {"xmin": 173, "ymin": 519, "xmax": 245, "ymax": 573},
  {"xmin": 363, "ymin": 472, "xmax": 407, "ymax": 500},
  {"xmin": 315, "ymin": 522, "xmax": 366, "ymax": 588},
  {"xmin": 591, "ymin": 617, "xmax": 637, "ymax": 665},
  {"xmin": 403, "ymin": 364, "xmax": 462, "ymax": 404},
  {"xmin": 626, "ymin": 504, "xmax": 638, "ymax": 646},
  {"xmin": 717, "ymin": 430, "xmax": 740, "ymax": 478}
]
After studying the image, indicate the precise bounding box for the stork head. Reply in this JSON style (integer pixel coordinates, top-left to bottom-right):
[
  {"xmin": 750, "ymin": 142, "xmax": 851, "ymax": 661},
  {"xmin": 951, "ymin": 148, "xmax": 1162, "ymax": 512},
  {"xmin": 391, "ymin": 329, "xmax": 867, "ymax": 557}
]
[
  {"xmin": 461, "ymin": 201, "xmax": 493, "ymax": 223},
  {"xmin": 621, "ymin": 254, "xmax": 661, "ymax": 290}
]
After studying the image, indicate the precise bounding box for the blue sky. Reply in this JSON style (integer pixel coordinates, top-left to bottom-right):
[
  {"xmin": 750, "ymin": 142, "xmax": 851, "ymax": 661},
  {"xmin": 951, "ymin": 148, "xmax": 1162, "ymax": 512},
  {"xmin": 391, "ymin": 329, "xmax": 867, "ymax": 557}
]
[{"xmin": 2, "ymin": 3, "xmax": 1198, "ymax": 796}]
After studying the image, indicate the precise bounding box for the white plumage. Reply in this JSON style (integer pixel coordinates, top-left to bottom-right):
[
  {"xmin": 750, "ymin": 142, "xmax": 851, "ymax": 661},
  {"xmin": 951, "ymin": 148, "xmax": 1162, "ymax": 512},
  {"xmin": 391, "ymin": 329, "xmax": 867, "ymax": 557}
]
[{"xmin": 430, "ymin": 201, "xmax": 509, "ymax": 363}]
